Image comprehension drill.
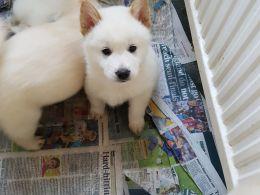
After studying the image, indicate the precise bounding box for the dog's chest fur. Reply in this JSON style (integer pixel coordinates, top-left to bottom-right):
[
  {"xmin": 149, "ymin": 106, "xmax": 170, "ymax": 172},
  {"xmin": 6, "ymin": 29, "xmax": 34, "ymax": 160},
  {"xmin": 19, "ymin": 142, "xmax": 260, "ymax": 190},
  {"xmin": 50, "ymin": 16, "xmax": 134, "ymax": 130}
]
[{"xmin": 87, "ymin": 71, "xmax": 151, "ymax": 107}]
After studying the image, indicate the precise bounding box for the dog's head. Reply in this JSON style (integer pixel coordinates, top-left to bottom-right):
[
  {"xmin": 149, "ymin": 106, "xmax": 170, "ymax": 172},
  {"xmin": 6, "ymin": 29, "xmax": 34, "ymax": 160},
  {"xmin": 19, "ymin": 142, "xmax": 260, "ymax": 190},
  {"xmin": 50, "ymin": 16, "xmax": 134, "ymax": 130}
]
[{"xmin": 80, "ymin": 0, "xmax": 151, "ymax": 83}]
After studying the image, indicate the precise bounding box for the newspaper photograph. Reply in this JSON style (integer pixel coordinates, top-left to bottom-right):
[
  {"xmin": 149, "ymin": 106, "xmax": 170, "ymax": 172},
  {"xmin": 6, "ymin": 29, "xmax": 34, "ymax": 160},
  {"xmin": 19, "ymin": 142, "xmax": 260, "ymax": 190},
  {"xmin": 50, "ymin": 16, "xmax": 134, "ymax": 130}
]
[
  {"xmin": 38, "ymin": 94, "xmax": 99, "ymax": 150},
  {"xmin": 0, "ymin": 146, "xmax": 121, "ymax": 195}
]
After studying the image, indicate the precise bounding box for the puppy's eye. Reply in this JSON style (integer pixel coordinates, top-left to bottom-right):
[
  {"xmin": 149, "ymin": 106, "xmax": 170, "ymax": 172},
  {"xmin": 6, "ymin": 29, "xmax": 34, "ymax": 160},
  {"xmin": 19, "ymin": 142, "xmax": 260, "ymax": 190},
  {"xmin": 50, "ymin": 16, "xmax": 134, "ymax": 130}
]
[
  {"xmin": 102, "ymin": 48, "xmax": 112, "ymax": 56},
  {"xmin": 128, "ymin": 45, "xmax": 137, "ymax": 53}
]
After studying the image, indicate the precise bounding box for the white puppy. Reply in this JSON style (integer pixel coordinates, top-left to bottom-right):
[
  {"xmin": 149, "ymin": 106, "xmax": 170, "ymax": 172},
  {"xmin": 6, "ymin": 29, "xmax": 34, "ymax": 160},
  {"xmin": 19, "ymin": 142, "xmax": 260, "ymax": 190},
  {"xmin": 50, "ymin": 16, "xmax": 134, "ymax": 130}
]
[
  {"xmin": 0, "ymin": 9, "xmax": 85, "ymax": 150},
  {"xmin": 81, "ymin": 0, "xmax": 159, "ymax": 134},
  {"xmin": 10, "ymin": 0, "xmax": 79, "ymax": 32}
]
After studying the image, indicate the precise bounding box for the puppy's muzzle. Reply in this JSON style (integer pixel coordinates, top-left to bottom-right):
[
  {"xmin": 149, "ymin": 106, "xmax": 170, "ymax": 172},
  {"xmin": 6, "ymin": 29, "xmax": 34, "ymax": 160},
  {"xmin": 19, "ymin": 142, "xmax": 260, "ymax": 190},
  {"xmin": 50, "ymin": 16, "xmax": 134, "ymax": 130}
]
[{"xmin": 115, "ymin": 68, "xmax": 130, "ymax": 82}]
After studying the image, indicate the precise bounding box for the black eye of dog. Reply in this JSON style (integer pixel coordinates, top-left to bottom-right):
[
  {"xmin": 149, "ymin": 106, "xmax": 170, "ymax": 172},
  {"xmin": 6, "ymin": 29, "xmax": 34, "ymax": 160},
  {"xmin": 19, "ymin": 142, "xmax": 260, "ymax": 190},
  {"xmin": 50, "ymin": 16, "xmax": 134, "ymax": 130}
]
[
  {"xmin": 128, "ymin": 45, "xmax": 137, "ymax": 53},
  {"xmin": 102, "ymin": 48, "xmax": 112, "ymax": 56}
]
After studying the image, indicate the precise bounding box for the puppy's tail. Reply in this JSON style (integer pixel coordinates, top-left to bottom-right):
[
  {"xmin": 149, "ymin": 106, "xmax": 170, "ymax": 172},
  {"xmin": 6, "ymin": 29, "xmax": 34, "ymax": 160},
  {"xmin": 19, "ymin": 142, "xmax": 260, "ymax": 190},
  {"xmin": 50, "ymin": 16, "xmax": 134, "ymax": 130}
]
[{"xmin": 0, "ymin": 18, "xmax": 7, "ymax": 49}]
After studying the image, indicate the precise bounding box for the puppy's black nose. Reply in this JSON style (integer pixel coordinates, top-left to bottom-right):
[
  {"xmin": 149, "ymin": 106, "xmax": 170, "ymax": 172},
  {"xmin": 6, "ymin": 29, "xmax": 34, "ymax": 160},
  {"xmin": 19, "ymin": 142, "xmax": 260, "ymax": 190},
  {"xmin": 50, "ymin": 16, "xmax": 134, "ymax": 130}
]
[{"xmin": 115, "ymin": 68, "xmax": 130, "ymax": 82}]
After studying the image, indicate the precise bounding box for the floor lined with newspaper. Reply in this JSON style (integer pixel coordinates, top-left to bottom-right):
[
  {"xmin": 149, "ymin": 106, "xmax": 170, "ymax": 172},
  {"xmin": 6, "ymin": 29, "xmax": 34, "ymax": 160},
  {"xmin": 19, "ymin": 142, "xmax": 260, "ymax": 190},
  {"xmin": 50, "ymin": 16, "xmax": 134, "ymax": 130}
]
[{"xmin": 0, "ymin": 0, "xmax": 226, "ymax": 194}]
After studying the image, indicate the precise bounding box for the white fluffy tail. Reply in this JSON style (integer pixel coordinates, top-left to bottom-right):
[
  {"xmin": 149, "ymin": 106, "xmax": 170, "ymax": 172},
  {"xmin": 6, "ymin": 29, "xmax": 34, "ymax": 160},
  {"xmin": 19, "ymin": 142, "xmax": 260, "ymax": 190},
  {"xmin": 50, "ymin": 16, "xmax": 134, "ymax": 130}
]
[{"xmin": 0, "ymin": 18, "xmax": 7, "ymax": 49}]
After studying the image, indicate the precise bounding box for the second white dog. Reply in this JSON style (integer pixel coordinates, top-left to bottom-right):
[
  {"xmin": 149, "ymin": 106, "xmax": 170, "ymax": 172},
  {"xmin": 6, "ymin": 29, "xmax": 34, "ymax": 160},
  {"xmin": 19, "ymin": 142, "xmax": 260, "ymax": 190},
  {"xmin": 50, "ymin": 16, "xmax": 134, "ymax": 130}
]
[
  {"xmin": 10, "ymin": 0, "xmax": 79, "ymax": 32},
  {"xmin": 0, "ymin": 10, "xmax": 85, "ymax": 150},
  {"xmin": 81, "ymin": 0, "xmax": 159, "ymax": 134}
]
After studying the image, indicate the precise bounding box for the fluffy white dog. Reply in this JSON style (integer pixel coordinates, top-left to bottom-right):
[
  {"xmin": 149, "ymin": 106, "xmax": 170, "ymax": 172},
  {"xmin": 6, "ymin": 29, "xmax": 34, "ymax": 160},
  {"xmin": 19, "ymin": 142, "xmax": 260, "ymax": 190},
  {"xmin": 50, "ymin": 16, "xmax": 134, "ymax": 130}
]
[
  {"xmin": 0, "ymin": 7, "xmax": 85, "ymax": 150},
  {"xmin": 81, "ymin": 0, "xmax": 159, "ymax": 134},
  {"xmin": 10, "ymin": 0, "xmax": 79, "ymax": 32}
]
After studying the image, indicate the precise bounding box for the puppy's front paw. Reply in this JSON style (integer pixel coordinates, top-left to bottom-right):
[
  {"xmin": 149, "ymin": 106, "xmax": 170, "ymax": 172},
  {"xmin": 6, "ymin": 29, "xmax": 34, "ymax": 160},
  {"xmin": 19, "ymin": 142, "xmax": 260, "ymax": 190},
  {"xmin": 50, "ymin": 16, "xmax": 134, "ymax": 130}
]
[{"xmin": 129, "ymin": 118, "xmax": 145, "ymax": 135}]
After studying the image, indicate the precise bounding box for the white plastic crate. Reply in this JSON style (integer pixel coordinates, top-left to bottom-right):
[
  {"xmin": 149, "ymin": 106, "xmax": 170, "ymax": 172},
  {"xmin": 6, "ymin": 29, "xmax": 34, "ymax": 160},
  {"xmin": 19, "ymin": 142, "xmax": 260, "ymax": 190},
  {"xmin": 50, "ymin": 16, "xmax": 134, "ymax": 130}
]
[{"xmin": 184, "ymin": 0, "xmax": 260, "ymax": 190}]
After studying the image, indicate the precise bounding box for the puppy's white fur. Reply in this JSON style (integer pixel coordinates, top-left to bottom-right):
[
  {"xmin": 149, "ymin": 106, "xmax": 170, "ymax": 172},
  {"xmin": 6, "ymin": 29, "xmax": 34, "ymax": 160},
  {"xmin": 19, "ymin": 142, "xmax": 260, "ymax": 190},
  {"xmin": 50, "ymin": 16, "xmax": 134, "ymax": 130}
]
[
  {"xmin": 10, "ymin": 0, "xmax": 79, "ymax": 32},
  {"xmin": 81, "ymin": 0, "xmax": 158, "ymax": 134},
  {"xmin": 0, "ymin": 10, "xmax": 85, "ymax": 150}
]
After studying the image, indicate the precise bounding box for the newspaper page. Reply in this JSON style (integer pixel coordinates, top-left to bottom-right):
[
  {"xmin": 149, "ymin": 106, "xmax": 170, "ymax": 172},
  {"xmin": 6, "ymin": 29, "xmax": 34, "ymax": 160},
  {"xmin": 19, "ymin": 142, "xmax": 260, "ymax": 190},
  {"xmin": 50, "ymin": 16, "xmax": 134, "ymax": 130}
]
[
  {"xmin": 169, "ymin": 157, "xmax": 201, "ymax": 195},
  {"xmin": 106, "ymin": 106, "xmax": 181, "ymax": 194},
  {"xmin": 152, "ymin": 43, "xmax": 212, "ymax": 134},
  {"xmin": 0, "ymin": 147, "xmax": 121, "ymax": 195},
  {"xmin": 106, "ymin": 105, "xmax": 201, "ymax": 195},
  {"xmin": 122, "ymin": 0, "xmax": 196, "ymax": 64},
  {"xmin": 190, "ymin": 133, "xmax": 209, "ymax": 159},
  {"xmin": 151, "ymin": 0, "xmax": 196, "ymax": 64},
  {"xmin": 149, "ymin": 43, "xmax": 227, "ymax": 194},
  {"xmin": 124, "ymin": 167, "xmax": 180, "ymax": 195},
  {"xmin": 150, "ymin": 97, "xmax": 227, "ymax": 195}
]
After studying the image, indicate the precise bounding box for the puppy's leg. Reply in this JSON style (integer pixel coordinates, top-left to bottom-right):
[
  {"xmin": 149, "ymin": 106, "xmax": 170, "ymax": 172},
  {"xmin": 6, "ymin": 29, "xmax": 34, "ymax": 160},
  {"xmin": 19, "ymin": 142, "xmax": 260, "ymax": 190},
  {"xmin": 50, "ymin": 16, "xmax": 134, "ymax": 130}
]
[
  {"xmin": 129, "ymin": 92, "xmax": 152, "ymax": 134},
  {"xmin": 88, "ymin": 95, "xmax": 105, "ymax": 119},
  {"xmin": 1, "ymin": 106, "xmax": 43, "ymax": 150}
]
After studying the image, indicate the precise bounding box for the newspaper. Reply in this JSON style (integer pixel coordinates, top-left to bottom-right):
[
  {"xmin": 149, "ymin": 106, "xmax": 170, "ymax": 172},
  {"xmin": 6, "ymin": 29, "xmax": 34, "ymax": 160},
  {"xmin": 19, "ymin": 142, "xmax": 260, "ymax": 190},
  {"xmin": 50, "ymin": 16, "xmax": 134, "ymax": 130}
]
[
  {"xmin": 107, "ymin": 105, "xmax": 201, "ymax": 195},
  {"xmin": 150, "ymin": 0, "xmax": 196, "ymax": 64},
  {"xmin": 152, "ymin": 43, "xmax": 211, "ymax": 133},
  {"xmin": 0, "ymin": 148, "xmax": 120, "ymax": 195},
  {"xmin": 122, "ymin": 0, "xmax": 196, "ymax": 64},
  {"xmin": 124, "ymin": 168, "xmax": 180, "ymax": 195},
  {"xmin": 150, "ymin": 97, "xmax": 227, "ymax": 194},
  {"xmin": 149, "ymin": 43, "xmax": 227, "ymax": 195},
  {"xmin": 107, "ymin": 105, "xmax": 182, "ymax": 194},
  {"xmin": 190, "ymin": 133, "xmax": 209, "ymax": 158},
  {"xmin": 0, "ymin": 0, "xmax": 12, "ymax": 10}
]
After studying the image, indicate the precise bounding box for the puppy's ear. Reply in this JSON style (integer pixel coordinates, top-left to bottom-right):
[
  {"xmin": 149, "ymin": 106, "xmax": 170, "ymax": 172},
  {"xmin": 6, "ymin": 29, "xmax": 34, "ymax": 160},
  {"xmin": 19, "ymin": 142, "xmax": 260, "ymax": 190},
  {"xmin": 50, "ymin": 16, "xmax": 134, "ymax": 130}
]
[
  {"xmin": 130, "ymin": 0, "xmax": 151, "ymax": 28},
  {"xmin": 80, "ymin": 0, "xmax": 101, "ymax": 35}
]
